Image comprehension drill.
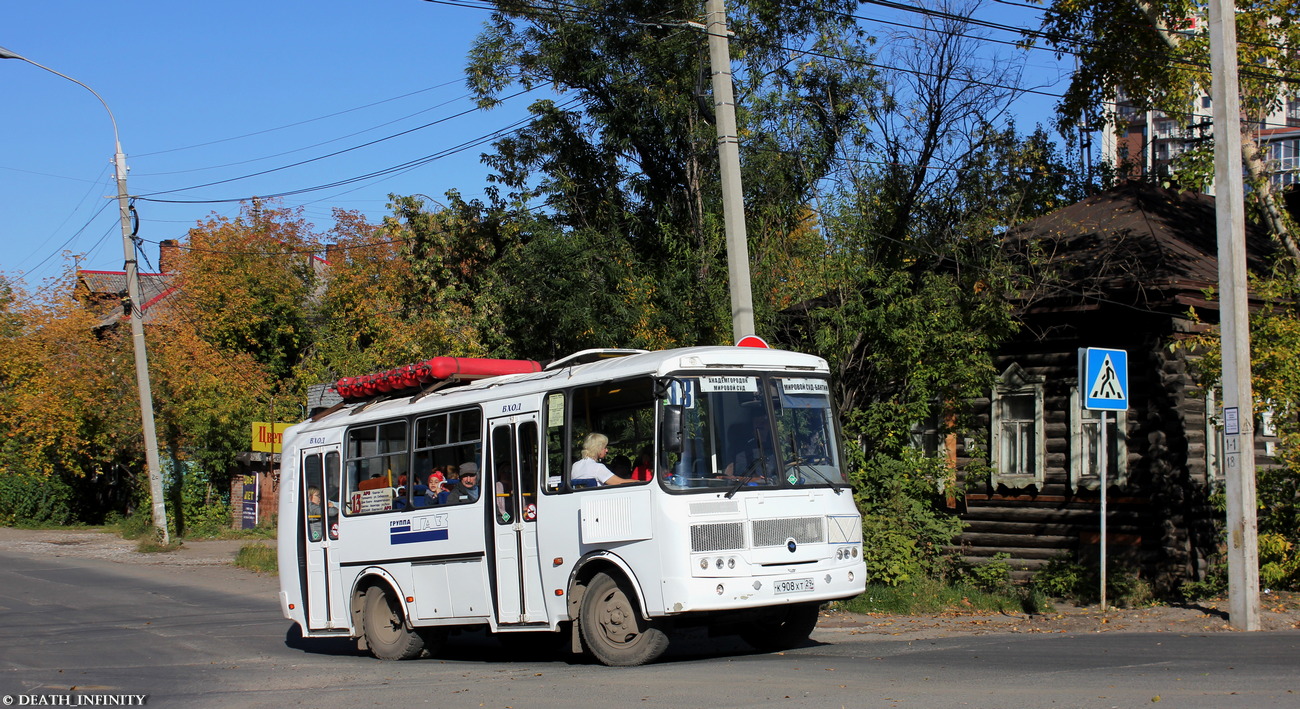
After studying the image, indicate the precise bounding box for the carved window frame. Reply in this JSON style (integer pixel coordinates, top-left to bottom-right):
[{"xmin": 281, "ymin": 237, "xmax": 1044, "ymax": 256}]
[{"xmin": 990, "ymin": 363, "xmax": 1045, "ymax": 489}]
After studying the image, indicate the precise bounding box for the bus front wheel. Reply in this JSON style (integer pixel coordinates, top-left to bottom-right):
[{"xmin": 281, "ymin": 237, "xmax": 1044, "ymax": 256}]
[
  {"xmin": 739, "ymin": 602, "xmax": 820, "ymax": 652},
  {"xmin": 363, "ymin": 586, "xmax": 425, "ymax": 660},
  {"xmin": 579, "ymin": 572, "xmax": 669, "ymax": 666}
]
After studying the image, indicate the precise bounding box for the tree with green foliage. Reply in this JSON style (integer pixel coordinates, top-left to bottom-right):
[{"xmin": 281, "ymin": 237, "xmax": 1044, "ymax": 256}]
[
  {"xmin": 0, "ymin": 270, "xmax": 141, "ymax": 524},
  {"xmin": 301, "ymin": 202, "xmax": 490, "ymax": 383},
  {"xmin": 779, "ymin": 3, "xmax": 1095, "ymax": 583},
  {"xmin": 176, "ymin": 201, "xmax": 319, "ymax": 382},
  {"xmin": 422, "ymin": 0, "xmax": 879, "ymax": 358}
]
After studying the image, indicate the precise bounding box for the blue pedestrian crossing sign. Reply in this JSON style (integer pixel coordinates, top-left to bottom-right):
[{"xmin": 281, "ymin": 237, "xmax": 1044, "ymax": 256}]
[{"xmin": 1080, "ymin": 347, "xmax": 1128, "ymax": 411}]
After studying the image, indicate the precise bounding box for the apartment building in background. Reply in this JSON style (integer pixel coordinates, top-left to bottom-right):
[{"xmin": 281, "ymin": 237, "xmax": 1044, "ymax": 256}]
[{"xmin": 1103, "ymin": 89, "xmax": 1300, "ymax": 190}]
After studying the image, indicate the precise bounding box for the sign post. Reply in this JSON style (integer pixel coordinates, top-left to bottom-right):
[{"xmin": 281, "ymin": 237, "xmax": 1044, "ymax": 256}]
[{"xmin": 1079, "ymin": 348, "xmax": 1128, "ymax": 610}]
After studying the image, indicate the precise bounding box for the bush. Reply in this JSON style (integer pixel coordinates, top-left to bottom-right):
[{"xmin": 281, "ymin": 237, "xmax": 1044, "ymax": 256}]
[
  {"xmin": 0, "ymin": 472, "xmax": 78, "ymax": 526},
  {"xmin": 108, "ymin": 509, "xmax": 157, "ymax": 540},
  {"xmin": 1032, "ymin": 555, "xmax": 1155, "ymax": 607},
  {"xmin": 1181, "ymin": 560, "xmax": 1228, "ymax": 601},
  {"xmin": 1032, "ymin": 556, "xmax": 1091, "ymax": 600},
  {"xmin": 850, "ymin": 445, "xmax": 964, "ymax": 586},
  {"xmin": 861, "ymin": 515, "xmax": 924, "ymax": 585},
  {"xmin": 961, "ymin": 552, "xmax": 1015, "ymax": 594},
  {"xmin": 1259, "ymin": 532, "xmax": 1300, "ymax": 590}
]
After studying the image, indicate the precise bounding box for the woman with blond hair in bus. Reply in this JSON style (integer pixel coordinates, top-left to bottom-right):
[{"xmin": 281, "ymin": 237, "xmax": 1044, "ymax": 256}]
[{"xmin": 571, "ymin": 432, "xmax": 632, "ymax": 487}]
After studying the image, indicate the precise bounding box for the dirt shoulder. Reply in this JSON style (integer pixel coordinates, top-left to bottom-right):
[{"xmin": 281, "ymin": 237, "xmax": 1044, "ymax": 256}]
[
  {"xmin": 4, "ymin": 526, "xmax": 1297, "ymax": 637},
  {"xmin": 0, "ymin": 525, "xmax": 263, "ymax": 567}
]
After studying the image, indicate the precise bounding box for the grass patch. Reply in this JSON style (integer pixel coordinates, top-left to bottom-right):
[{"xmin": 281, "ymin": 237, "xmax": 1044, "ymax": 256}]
[
  {"xmin": 181, "ymin": 525, "xmax": 277, "ymax": 542},
  {"xmin": 105, "ymin": 511, "xmax": 156, "ymax": 540},
  {"xmin": 835, "ymin": 577, "xmax": 1051, "ymax": 615},
  {"xmin": 234, "ymin": 543, "xmax": 278, "ymax": 574},
  {"xmin": 136, "ymin": 536, "xmax": 184, "ymax": 553}
]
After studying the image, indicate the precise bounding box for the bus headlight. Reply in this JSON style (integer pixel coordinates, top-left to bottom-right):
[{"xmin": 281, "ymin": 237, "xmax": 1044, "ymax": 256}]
[{"xmin": 700, "ymin": 558, "xmax": 709, "ymax": 570}]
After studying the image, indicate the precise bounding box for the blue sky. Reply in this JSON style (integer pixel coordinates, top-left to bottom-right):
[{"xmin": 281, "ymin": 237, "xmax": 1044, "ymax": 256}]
[{"xmin": 1, "ymin": 0, "xmax": 1071, "ymax": 291}]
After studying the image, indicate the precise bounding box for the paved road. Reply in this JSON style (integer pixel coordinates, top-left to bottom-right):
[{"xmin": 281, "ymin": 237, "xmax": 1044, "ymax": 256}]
[{"xmin": 1, "ymin": 546, "xmax": 1298, "ymax": 708}]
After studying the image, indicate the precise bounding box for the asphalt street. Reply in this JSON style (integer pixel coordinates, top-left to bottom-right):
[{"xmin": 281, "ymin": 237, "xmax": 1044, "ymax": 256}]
[{"xmin": 1, "ymin": 546, "xmax": 1298, "ymax": 708}]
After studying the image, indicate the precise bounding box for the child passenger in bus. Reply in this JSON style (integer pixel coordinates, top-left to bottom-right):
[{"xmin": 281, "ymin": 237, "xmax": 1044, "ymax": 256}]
[{"xmin": 306, "ymin": 486, "xmax": 324, "ymax": 541}]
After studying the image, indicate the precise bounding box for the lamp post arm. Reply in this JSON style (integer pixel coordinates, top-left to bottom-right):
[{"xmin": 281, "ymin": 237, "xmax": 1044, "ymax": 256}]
[{"xmin": 0, "ymin": 46, "xmax": 122, "ymax": 149}]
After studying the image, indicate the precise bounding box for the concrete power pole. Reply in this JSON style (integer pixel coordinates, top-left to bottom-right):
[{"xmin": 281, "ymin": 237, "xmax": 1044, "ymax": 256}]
[
  {"xmin": 705, "ymin": 0, "xmax": 756, "ymax": 342},
  {"xmin": 1208, "ymin": 0, "xmax": 1260, "ymax": 630},
  {"xmin": 116, "ymin": 149, "xmax": 170, "ymax": 546}
]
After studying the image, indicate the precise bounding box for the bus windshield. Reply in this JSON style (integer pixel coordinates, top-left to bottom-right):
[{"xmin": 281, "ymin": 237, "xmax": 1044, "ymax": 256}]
[{"xmin": 662, "ymin": 374, "xmax": 845, "ymax": 492}]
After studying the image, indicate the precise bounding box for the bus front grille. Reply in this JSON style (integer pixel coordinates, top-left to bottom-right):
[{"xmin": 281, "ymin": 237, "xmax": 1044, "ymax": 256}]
[
  {"xmin": 752, "ymin": 516, "xmax": 825, "ymax": 547},
  {"xmin": 690, "ymin": 522, "xmax": 746, "ymax": 552}
]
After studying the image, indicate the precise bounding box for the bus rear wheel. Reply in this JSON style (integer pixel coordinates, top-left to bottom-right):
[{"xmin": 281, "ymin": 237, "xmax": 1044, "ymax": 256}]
[
  {"xmin": 363, "ymin": 585, "xmax": 425, "ymax": 660},
  {"xmin": 579, "ymin": 572, "xmax": 668, "ymax": 667},
  {"xmin": 739, "ymin": 602, "xmax": 820, "ymax": 652}
]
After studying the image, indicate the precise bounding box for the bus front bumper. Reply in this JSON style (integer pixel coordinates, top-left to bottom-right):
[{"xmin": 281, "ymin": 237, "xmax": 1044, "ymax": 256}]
[{"xmin": 657, "ymin": 560, "xmax": 866, "ymax": 615}]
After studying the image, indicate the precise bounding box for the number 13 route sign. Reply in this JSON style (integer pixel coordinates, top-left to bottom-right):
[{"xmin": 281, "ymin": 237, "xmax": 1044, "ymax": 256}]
[{"xmin": 1080, "ymin": 347, "xmax": 1128, "ymax": 411}]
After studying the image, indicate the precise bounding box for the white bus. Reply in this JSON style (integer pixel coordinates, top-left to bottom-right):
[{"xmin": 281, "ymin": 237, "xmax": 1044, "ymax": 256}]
[{"xmin": 277, "ymin": 346, "xmax": 865, "ymax": 666}]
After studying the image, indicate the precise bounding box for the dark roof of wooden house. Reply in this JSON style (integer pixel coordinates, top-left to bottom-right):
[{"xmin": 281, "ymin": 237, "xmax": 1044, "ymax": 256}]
[
  {"xmin": 75, "ymin": 269, "xmax": 178, "ymax": 329},
  {"xmin": 1003, "ymin": 182, "xmax": 1276, "ymax": 314}
]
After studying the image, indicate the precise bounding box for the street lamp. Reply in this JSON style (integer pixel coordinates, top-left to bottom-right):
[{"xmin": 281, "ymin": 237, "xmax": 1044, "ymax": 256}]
[{"xmin": 1, "ymin": 46, "xmax": 170, "ymax": 543}]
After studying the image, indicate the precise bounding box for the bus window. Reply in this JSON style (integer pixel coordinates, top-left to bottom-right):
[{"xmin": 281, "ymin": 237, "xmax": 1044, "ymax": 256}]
[
  {"xmin": 519, "ymin": 421, "xmax": 538, "ymax": 520},
  {"xmin": 414, "ymin": 407, "xmax": 483, "ymax": 506},
  {"xmin": 304, "ymin": 453, "xmax": 324, "ymax": 542},
  {"xmin": 491, "ymin": 425, "xmax": 515, "ymax": 525},
  {"xmin": 544, "ymin": 393, "xmax": 566, "ymax": 493},
  {"xmin": 325, "ymin": 451, "xmax": 340, "ymax": 539},
  {"xmin": 565, "ymin": 377, "xmax": 657, "ymax": 490},
  {"xmin": 344, "ymin": 421, "xmax": 409, "ymax": 515}
]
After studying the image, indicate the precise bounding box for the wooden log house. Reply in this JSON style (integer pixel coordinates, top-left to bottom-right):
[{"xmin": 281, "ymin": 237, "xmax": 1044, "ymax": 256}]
[{"xmin": 956, "ymin": 182, "xmax": 1281, "ymax": 592}]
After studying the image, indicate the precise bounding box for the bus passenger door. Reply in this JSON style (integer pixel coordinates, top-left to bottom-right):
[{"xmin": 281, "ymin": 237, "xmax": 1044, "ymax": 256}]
[
  {"xmin": 301, "ymin": 446, "xmax": 345, "ymax": 630},
  {"xmin": 488, "ymin": 414, "xmax": 548, "ymax": 625}
]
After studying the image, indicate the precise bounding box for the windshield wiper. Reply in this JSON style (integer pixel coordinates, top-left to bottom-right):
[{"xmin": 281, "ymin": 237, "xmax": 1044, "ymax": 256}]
[{"xmin": 789, "ymin": 457, "xmax": 844, "ymax": 494}]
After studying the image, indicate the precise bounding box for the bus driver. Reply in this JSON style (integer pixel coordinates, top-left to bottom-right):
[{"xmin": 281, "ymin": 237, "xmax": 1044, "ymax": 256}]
[{"xmin": 572, "ymin": 432, "xmax": 632, "ymax": 487}]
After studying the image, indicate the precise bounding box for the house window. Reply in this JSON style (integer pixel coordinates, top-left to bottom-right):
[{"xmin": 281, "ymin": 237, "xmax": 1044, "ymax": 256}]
[
  {"xmin": 1069, "ymin": 386, "xmax": 1128, "ymax": 491},
  {"xmin": 990, "ymin": 363, "xmax": 1045, "ymax": 488},
  {"xmin": 909, "ymin": 404, "xmax": 941, "ymax": 457}
]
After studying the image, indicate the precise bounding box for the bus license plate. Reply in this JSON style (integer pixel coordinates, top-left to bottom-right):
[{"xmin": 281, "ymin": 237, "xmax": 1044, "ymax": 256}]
[{"xmin": 774, "ymin": 578, "xmax": 814, "ymax": 595}]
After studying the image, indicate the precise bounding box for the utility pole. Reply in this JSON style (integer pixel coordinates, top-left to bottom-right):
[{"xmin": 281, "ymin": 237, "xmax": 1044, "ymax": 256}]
[
  {"xmin": 704, "ymin": 0, "xmax": 756, "ymax": 341},
  {"xmin": 1, "ymin": 46, "xmax": 170, "ymax": 544},
  {"xmin": 1208, "ymin": 0, "xmax": 1259, "ymax": 630}
]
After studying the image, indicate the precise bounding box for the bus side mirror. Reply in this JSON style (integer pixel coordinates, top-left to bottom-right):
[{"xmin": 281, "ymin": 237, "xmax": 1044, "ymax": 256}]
[{"xmin": 661, "ymin": 405, "xmax": 683, "ymax": 453}]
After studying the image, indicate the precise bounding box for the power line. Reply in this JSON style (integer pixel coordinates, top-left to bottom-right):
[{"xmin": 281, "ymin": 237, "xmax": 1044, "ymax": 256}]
[
  {"xmin": 135, "ymin": 87, "xmax": 544, "ymax": 199},
  {"xmin": 133, "ymin": 101, "xmax": 573, "ymax": 205},
  {"xmin": 133, "ymin": 78, "xmax": 468, "ymax": 159},
  {"xmin": 133, "ymin": 90, "xmax": 479, "ymax": 178}
]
